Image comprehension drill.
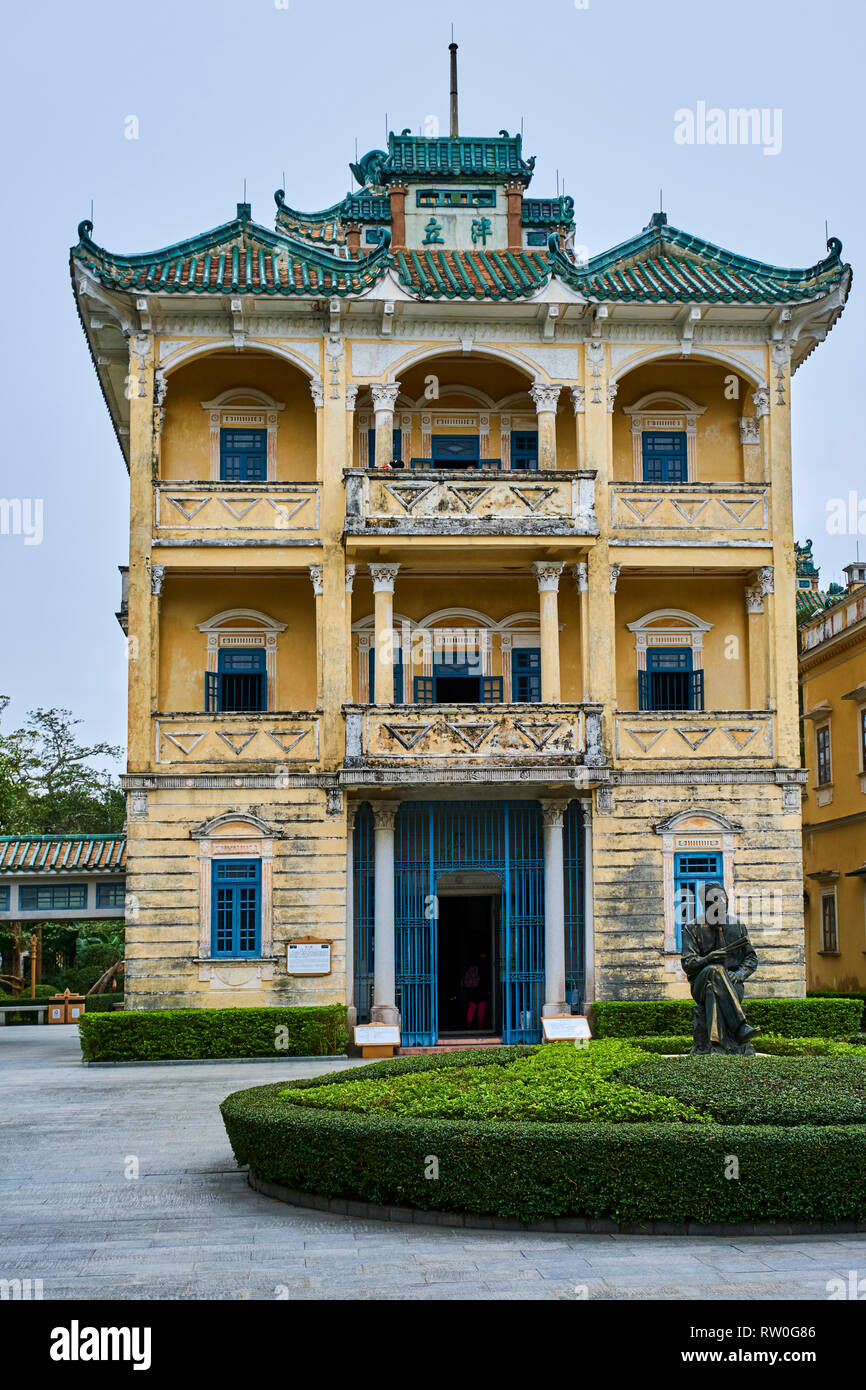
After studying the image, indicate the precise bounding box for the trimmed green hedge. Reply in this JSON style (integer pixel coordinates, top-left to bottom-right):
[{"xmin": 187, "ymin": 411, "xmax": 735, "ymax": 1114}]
[
  {"xmin": 78, "ymin": 1005, "xmax": 348, "ymax": 1061},
  {"xmin": 83, "ymin": 995, "xmax": 125, "ymax": 1014},
  {"xmin": 808, "ymin": 991, "xmax": 866, "ymax": 1031},
  {"xmin": 221, "ymin": 1056, "xmax": 866, "ymax": 1224},
  {"xmin": 619, "ymin": 1054, "xmax": 866, "ymax": 1125},
  {"xmin": 625, "ymin": 1034, "xmax": 866, "ymax": 1058},
  {"xmin": 591, "ymin": 997, "xmax": 863, "ymax": 1039}
]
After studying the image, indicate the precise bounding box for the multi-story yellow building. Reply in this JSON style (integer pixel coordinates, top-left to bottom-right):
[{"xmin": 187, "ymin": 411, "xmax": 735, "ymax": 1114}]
[
  {"xmin": 70, "ymin": 91, "xmax": 851, "ymax": 1043},
  {"xmin": 800, "ymin": 558, "xmax": 866, "ymax": 991}
]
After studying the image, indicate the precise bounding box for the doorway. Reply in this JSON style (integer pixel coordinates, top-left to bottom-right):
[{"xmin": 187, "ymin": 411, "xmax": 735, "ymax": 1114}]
[{"xmin": 436, "ymin": 893, "xmax": 498, "ymax": 1036}]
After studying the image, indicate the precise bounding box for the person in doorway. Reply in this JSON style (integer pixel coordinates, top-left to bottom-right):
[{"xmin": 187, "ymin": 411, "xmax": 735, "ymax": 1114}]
[{"xmin": 464, "ymin": 959, "xmax": 486, "ymax": 1029}]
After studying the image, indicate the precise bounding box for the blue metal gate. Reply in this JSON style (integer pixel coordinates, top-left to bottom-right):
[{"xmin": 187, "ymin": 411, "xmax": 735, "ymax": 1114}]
[
  {"xmin": 353, "ymin": 803, "xmax": 375, "ymax": 1022},
  {"xmin": 394, "ymin": 801, "xmax": 544, "ymax": 1046},
  {"xmin": 563, "ymin": 800, "xmax": 585, "ymax": 1010}
]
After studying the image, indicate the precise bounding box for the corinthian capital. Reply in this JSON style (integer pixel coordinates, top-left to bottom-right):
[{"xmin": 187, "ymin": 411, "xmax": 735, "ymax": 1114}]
[
  {"xmin": 370, "ymin": 383, "xmax": 401, "ymax": 413},
  {"xmin": 532, "ymin": 560, "xmax": 565, "ymax": 593},
  {"xmin": 529, "ymin": 383, "xmax": 561, "ymax": 415},
  {"xmin": 370, "ymin": 562, "xmax": 400, "ymax": 593}
]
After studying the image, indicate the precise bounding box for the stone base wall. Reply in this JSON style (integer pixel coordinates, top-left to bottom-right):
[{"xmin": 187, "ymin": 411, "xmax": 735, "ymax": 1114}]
[
  {"xmin": 124, "ymin": 786, "xmax": 348, "ymax": 1010},
  {"xmin": 591, "ymin": 778, "xmax": 806, "ymax": 1001}
]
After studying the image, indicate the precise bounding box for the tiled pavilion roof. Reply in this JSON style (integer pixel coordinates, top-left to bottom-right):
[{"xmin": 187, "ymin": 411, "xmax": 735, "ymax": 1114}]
[
  {"xmin": 71, "ymin": 209, "xmax": 850, "ymax": 307},
  {"xmin": 0, "ymin": 835, "xmax": 126, "ymax": 874}
]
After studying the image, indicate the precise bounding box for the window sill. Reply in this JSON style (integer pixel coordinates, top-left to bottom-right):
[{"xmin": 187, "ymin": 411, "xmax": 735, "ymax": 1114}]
[
  {"xmin": 194, "ymin": 956, "xmax": 278, "ymax": 965},
  {"xmin": 817, "ymin": 950, "xmax": 841, "ymax": 957}
]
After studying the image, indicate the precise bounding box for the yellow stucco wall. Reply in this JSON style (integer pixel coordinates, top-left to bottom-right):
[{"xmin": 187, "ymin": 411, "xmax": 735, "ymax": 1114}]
[{"xmin": 801, "ymin": 609, "xmax": 866, "ymax": 989}]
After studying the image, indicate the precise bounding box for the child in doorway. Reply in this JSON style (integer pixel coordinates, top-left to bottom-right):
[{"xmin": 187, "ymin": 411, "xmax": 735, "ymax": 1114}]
[{"xmin": 463, "ymin": 961, "xmax": 486, "ymax": 1029}]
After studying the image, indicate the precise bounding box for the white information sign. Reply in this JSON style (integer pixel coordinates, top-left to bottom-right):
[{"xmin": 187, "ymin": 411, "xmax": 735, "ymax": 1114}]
[
  {"xmin": 354, "ymin": 1024, "xmax": 401, "ymax": 1047},
  {"xmin": 286, "ymin": 941, "xmax": 331, "ymax": 976},
  {"xmin": 541, "ymin": 1015, "xmax": 592, "ymax": 1042}
]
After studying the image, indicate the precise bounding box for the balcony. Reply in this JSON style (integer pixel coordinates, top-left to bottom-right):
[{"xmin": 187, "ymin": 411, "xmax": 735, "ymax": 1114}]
[
  {"xmin": 344, "ymin": 703, "xmax": 604, "ymax": 773},
  {"xmin": 154, "ymin": 482, "xmax": 320, "ymax": 548},
  {"xmin": 154, "ymin": 712, "xmax": 321, "ymax": 768},
  {"xmin": 344, "ymin": 469, "xmax": 598, "ymax": 538},
  {"xmin": 614, "ymin": 710, "xmax": 775, "ymax": 765},
  {"xmin": 610, "ymin": 482, "xmax": 770, "ymax": 544}
]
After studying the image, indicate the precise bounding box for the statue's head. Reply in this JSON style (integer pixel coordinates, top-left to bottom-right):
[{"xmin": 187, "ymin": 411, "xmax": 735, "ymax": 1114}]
[{"xmin": 704, "ymin": 882, "xmax": 728, "ymax": 926}]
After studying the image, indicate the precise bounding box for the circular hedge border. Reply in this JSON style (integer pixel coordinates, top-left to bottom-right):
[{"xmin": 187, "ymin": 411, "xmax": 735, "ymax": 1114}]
[{"xmin": 220, "ymin": 1052, "xmax": 866, "ymax": 1228}]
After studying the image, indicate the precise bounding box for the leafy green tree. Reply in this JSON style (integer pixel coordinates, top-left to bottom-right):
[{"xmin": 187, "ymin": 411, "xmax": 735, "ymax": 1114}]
[{"xmin": 0, "ymin": 699, "xmax": 124, "ymax": 834}]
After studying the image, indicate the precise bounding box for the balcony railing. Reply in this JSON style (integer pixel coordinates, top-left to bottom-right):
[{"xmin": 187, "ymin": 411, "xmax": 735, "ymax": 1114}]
[
  {"xmin": 614, "ymin": 710, "xmax": 775, "ymax": 764},
  {"xmin": 344, "ymin": 469, "xmax": 598, "ymax": 537},
  {"xmin": 154, "ymin": 712, "xmax": 321, "ymax": 767},
  {"xmin": 610, "ymin": 482, "xmax": 770, "ymax": 542},
  {"xmin": 345, "ymin": 703, "xmax": 604, "ymax": 768},
  {"xmin": 154, "ymin": 482, "xmax": 320, "ymax": 546}
]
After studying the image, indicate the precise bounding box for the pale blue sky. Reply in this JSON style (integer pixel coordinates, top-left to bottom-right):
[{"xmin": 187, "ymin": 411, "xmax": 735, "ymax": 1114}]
[{"xmin": 0, "ymin": 0, "xmax": 862, "ymax": 765}]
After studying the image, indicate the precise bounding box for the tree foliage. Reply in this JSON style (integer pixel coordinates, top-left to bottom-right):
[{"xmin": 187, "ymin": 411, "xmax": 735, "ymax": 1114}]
[{"xmin": 0, "ymin": 696, "xmax": 124, "ymax": 834}]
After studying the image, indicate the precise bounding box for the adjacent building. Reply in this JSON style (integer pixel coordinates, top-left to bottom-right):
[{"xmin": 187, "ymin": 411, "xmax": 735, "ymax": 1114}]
[
  {"xmin": 70, "ymin": 76, "xmax": 851, "ymax": 1042},
  {"xmin": 799, "ymin": 557, "xmax": 866, "ymax": 990}
]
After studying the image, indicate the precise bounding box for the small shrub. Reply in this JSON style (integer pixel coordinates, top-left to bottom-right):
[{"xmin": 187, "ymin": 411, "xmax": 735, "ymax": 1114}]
[
  {"xmin": 78, "ymin": 1005, "xmax": 348, "ymax": 1061},
  {"xmin": 591, "ymin": 997, "xmax": 862, "ymax": 1039}
]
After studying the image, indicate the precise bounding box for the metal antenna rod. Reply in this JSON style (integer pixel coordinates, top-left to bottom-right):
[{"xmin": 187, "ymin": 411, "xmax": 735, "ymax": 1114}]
[{"xmin": 449, "ymin": 39, "xmax": 459, "ymax": 137}]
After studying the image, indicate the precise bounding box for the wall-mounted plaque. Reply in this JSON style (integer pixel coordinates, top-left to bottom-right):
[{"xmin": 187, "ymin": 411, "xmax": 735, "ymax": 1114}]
[
  {"xmin": 541, "ymin": 1015, "xmax": 592, "ymax": 1042},
  {"xmin": 286, "ymin": 939, "xmax": 331, "ymax": 976}
]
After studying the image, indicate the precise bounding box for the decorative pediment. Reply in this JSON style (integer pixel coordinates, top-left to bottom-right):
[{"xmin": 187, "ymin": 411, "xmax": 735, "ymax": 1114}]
[
  {"xmin": 653, "ymin": 809, "xmax": 743, "ymax": 835},
  {"xmin": 190, "ymin": 811, "xmax": 279, "ymax": 840}
]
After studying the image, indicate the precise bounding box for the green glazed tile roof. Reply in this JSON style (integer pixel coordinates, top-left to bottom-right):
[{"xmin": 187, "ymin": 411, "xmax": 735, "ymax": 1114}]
[
  {"xmin": 370, "ymin": 131, "xmax": 535, "ymax": 183},
  {"xmin": 554, "ymin": 214, "xmax": 849, "ymax": 304},
  {"xmin": 0, "ymin": 834, "xmax": 126, "ymax": 874},
  {"xmin": 522, "ymin": 196, "xmax": 574, "ymax": 227},
  {"xmin": 71, "ymin": 205, "xmax": 850, "ymax": 307},
  {"xmin": 274, "ymin": 190, "xmax": 390, "ymax": 246},
  {"xmin": 72, "ymin": 209, "xmax": 390, "ymax": 296},
  {"xmin": 394, "ymin": 247, "xmax": 549, "ymax": 299}
]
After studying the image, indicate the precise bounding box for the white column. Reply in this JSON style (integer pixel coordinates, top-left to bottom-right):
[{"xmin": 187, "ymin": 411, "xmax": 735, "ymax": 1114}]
[
  {"xmin": 529, "ymin": 383, "xmax": 561, "ymax": 470},
  {"xmin": 532, "ymin": 561, "xmax": 565, "ymax": 703},
  {"xmin": 370, "ymin": 383, "xmax": 401, "ymax": 469},
  {"xmin": 372, "ymin": 801, "xmax": 400, "ymax": 1026},
  {"xmin": 540, "ymin": 799, "xmax": 567, "ymax": 1016},
  {"xmin": 345, "ymin": 804, "xmax": 357, "ymax": 1026},
  {"xmin": 370, "ymin": 563, "xmax": 400, "ymax": 705}
]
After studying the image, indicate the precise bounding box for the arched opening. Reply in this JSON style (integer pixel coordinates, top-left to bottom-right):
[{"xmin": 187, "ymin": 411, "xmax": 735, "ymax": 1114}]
[
  {"xmin": 160, "ymin": 350, "xmax": 318, "ymax": 483},
  {"xmin": 613, "ymin": 356, "xmax": 761, "ymax": 485}
]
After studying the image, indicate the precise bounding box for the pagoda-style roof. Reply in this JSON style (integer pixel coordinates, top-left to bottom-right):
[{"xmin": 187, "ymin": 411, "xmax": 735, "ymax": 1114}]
[
  {"xmin": 350, "ymin": 131, "xmax": 536, "ymax": 188},
  {"xmin": 0, "ymin": 834, "xmax": 126, "ymax": 874},
  {"xmin": 552, "ymin": 214, "xmax": 849, "ymax": 305},
  {"xmin": 274, "ymin": 190, "xmax": 391, "ymax": 247},
  {"xmin": 71, "ymin": 206, "xmax": 849, "ymax": 308}
]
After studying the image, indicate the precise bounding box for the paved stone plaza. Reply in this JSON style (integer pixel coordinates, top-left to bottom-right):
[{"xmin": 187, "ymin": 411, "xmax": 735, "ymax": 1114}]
[{"xmin": 1, "ymin": 1027, "xmax": 863, "ymax": 1301}]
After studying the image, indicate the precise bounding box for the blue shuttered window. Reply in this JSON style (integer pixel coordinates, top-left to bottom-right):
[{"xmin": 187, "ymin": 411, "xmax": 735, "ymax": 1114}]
[
  {"xmin": 0, "ymin": 886, "xmax": 10, "ymax": 910},
  {"xmin": 368, "ymin": 648, "xmax": 404, "ymax": 702},
  {"xmin": 211, "ymin": 859, "xmax": 261, "ymax": 957},
  {"xmin": 413, "ymin": 671, "xmax": 503, "ymax": 703},
  {"xmin": 510, "ymin": 431, "xmax": 539, "ymax": 471},
  {"xmin": 220, "ymin": 428, "xmax": 267, "ymax": 482},
  {"xmin": 674, "ymin": 852, "xmax": 723, "ymax": 950},
  {"xmin": 639, "ymin": 649, "xmax": 704, "ymax": 711},
  {"xmin": 512, "ymin": 648, "xmax": 541, "ymax": 703},
  {"xmin": 431, "ymin": 435, "xmax": 479, "ymax": 468},
  {"xmin": 206, "ymin": 649, "xmax": 267, "ymax": 712},
  {"xmin": 642, "ymin": 430, "xmax": 687, "ymax": 483}
]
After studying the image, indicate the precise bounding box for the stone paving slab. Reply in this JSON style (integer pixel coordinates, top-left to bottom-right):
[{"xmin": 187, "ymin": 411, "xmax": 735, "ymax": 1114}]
[{"xmin": 2, "ymin": 1025, "xmax": 865, "ymax": 1301}]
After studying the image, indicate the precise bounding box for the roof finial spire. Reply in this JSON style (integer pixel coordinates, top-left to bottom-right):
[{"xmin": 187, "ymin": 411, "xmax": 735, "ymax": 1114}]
[{"xmin": 449, "ymin": 34, "xmax": 459, "ymax": 138}]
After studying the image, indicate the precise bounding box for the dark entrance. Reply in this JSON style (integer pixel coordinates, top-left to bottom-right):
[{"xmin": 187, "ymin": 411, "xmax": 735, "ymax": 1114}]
[{"xmin": 436, "ymin": 893, "xmax": 498, "ymax": 1035}]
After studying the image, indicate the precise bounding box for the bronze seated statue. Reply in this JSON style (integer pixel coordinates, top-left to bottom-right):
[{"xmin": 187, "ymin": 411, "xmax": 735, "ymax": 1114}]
[{"xmin": 680, "ymin": 883, "xmax": 761, "ymax": 1055}]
